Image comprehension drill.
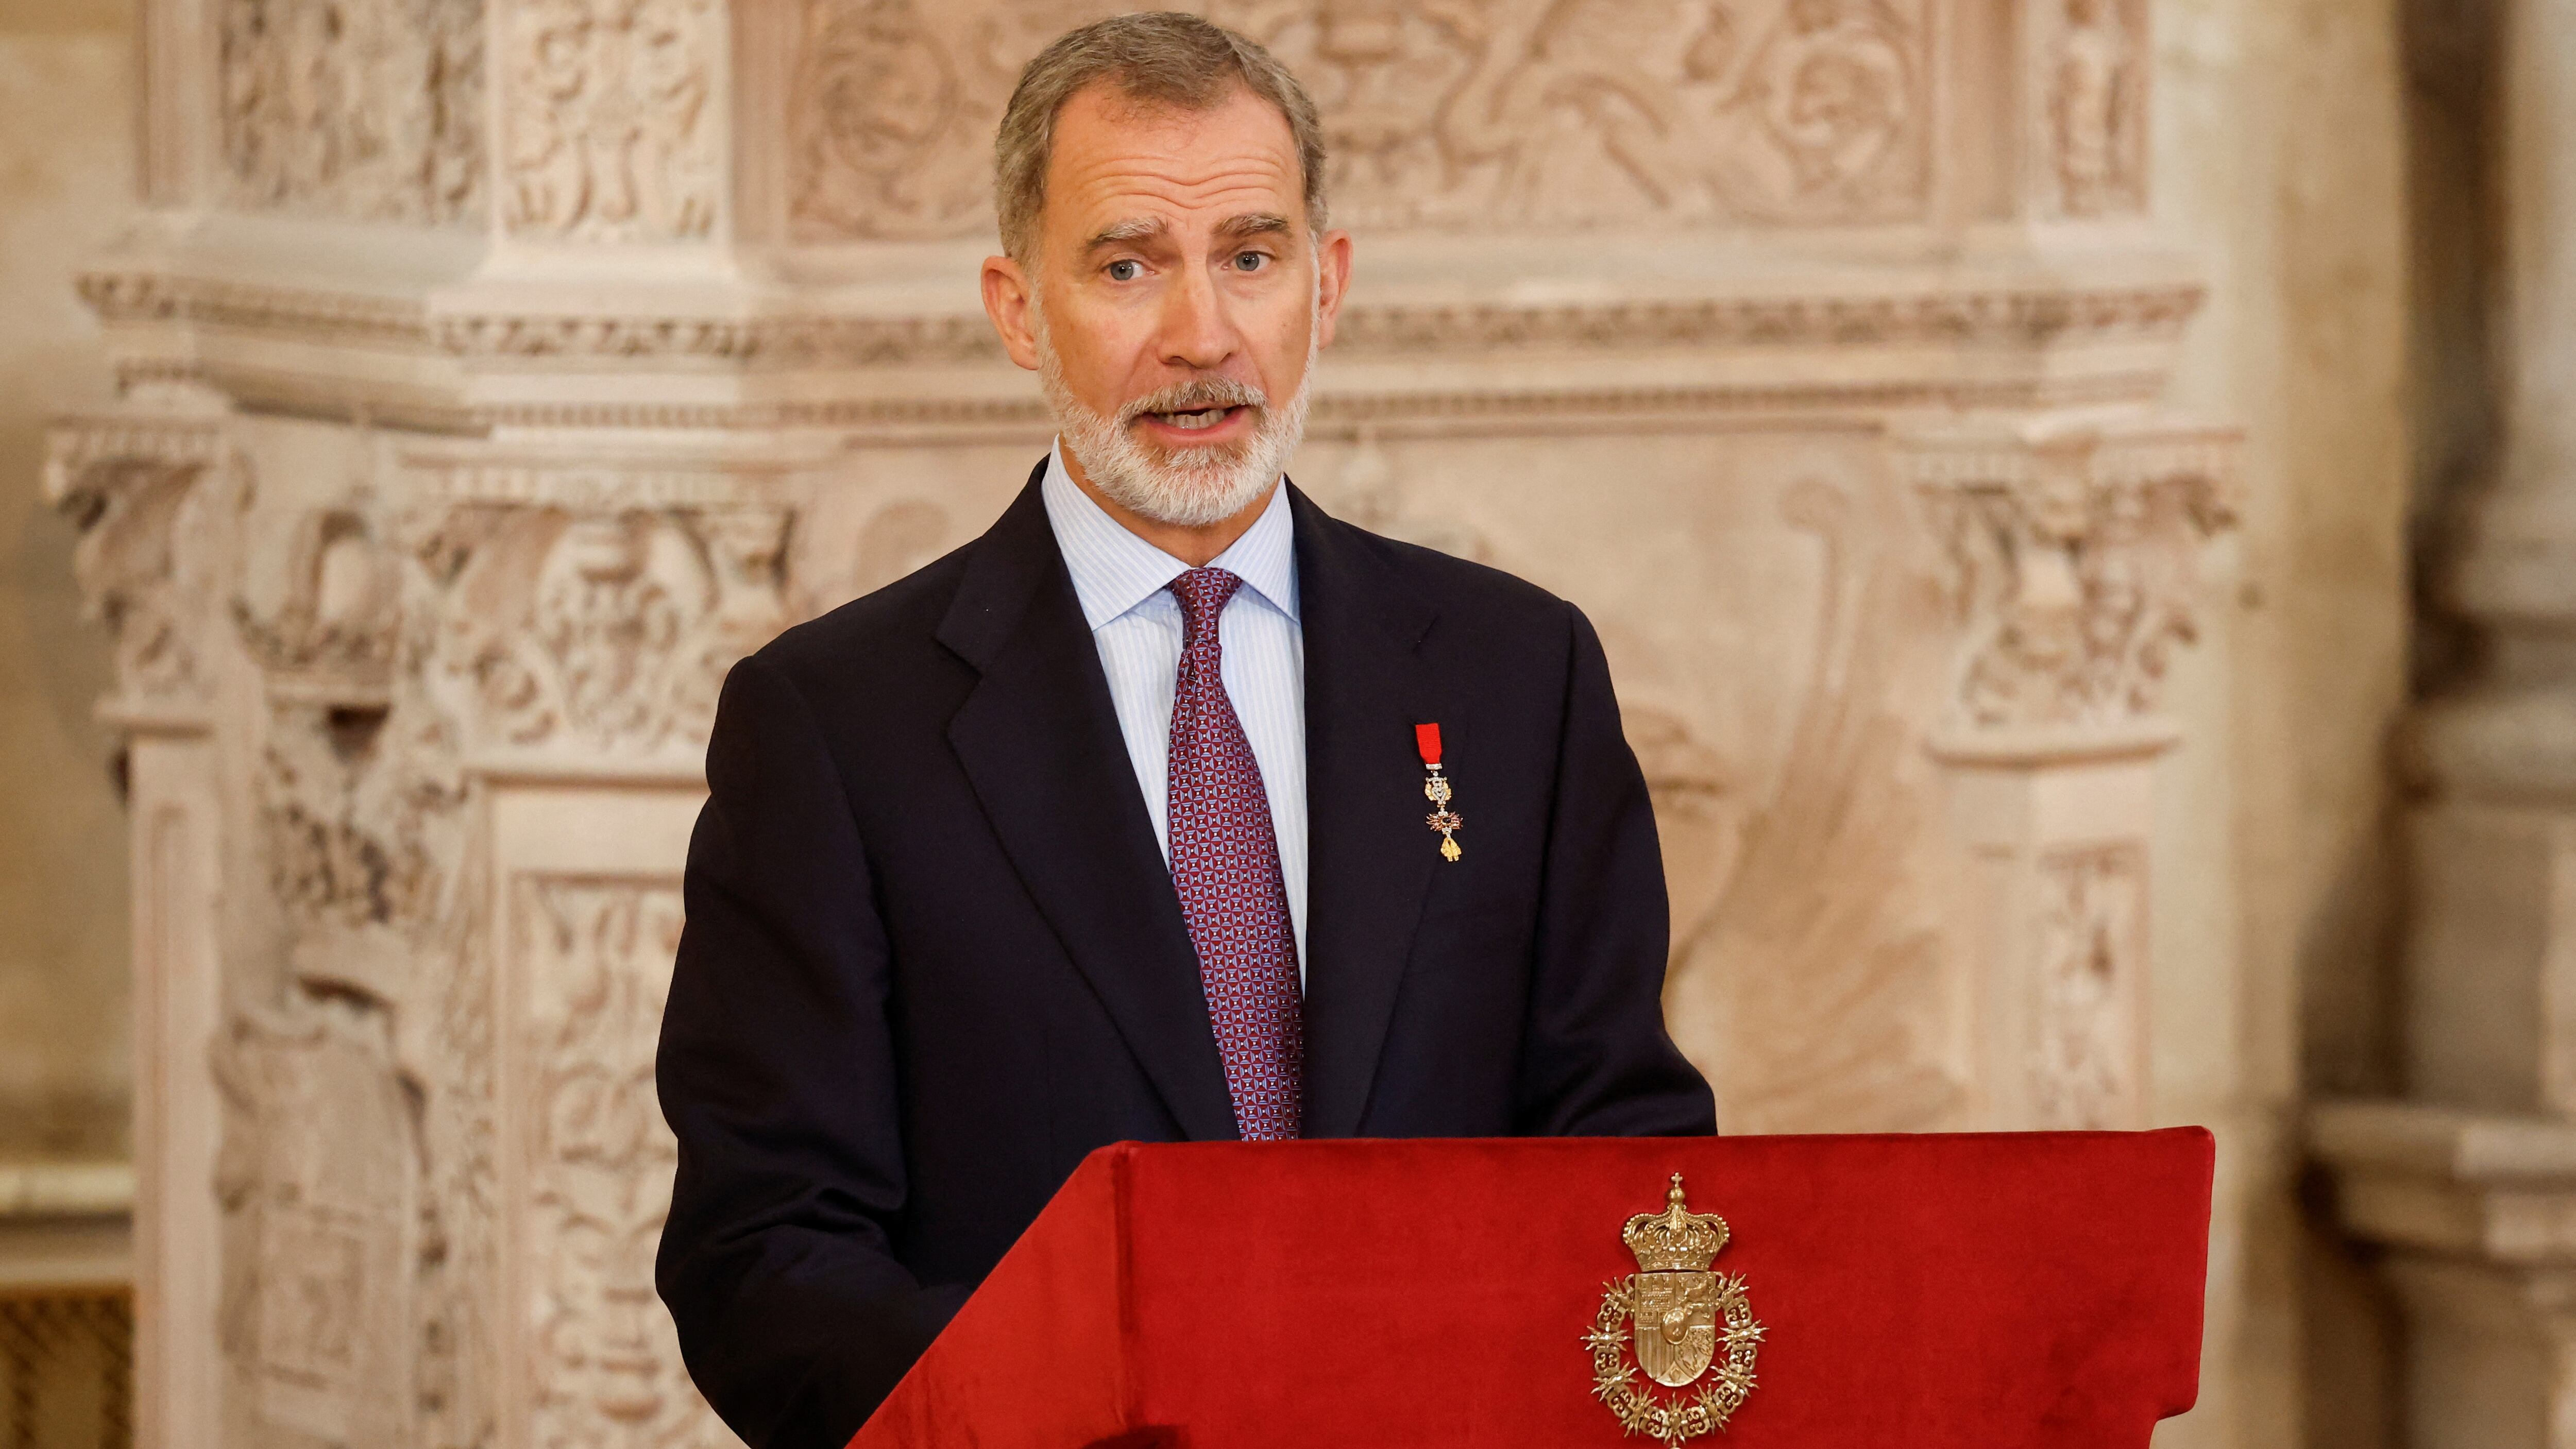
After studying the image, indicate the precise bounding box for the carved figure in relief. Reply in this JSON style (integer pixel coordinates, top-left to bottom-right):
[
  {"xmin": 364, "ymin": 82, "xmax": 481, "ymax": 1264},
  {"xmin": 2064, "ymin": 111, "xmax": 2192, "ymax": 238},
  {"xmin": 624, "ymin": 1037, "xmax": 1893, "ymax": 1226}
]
[
  {"xmin": 2050, "ymin": 0, "xmax": 2137, "ymax": 216},
  {"xmin": 504, "ymin": 0, "xmax": 720, "ymax": 240},
  {"xmin": 218, "ymin": 0, "xmax": 485, "ymax": 224},
  {"xmin": 1465, "ymin": 0, "xmax": 1699, "ymax": 214},
  {"xmin": 791, "ymin": 0, "xmax": 967, "ymax": 232},
  {"xmin": 1751, "ymin": 0, "xmax": 1910, "ymax": 197}
]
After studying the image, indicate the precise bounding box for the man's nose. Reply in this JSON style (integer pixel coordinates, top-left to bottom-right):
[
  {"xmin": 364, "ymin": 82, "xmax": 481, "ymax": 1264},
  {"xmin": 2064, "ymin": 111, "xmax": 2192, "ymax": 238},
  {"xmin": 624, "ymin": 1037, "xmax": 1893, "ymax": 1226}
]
[{"xmin": 1156, "ymin": 261, "xmax": 1238, "ymax": 371}]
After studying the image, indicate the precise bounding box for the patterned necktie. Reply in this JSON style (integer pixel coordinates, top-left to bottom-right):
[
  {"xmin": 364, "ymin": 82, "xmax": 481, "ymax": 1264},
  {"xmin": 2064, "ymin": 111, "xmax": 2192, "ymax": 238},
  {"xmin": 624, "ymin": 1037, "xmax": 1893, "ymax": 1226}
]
[{"xmin": 1165, "ymin": 567, "xmax": 1304, "ymax": 1140}]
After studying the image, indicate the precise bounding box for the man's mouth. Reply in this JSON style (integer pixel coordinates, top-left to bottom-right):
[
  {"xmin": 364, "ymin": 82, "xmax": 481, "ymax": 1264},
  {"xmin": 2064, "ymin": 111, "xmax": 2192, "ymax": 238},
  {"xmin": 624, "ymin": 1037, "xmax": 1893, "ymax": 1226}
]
[{"xmin": 1145, "ymin": 405, "xmax": 1243, "ymax": 432}]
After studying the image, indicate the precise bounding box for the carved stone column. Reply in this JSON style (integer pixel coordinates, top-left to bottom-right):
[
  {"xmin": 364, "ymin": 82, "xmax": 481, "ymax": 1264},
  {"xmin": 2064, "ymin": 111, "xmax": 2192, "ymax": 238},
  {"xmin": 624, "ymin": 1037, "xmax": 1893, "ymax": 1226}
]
[{"xmin": 2314, "ymin": 0, "xmax": 2576, "ymax": 1442}]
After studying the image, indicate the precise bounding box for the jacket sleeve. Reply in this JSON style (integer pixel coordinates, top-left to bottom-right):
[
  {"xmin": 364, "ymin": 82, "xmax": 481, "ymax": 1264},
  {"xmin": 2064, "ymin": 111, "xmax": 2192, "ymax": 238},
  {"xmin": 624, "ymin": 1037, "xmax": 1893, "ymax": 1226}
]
[
  {"xmin": 655, "ymin": 654, "xmax": 966, "ymax": 1449},
  {"xmin": 1513, "ymin": 603, "xmax": 1720, "ymax": 1137}
]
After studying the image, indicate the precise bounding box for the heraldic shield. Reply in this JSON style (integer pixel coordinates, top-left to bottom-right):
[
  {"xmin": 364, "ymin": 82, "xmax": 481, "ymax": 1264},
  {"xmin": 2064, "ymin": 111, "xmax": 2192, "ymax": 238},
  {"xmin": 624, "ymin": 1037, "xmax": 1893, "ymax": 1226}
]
[
  {"xmin": 1584, "ymin": 1174, "xmax": 1764, "ymax": 1443},
  {"xmin": 1631, "ymin": 1268, "xmax": 1720, "ymax": 1386}
]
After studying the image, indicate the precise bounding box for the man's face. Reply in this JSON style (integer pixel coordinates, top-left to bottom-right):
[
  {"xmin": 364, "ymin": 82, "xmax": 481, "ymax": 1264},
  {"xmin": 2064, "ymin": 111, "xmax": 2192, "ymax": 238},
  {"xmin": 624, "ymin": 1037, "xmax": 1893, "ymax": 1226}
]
[{"xmin": 982, "ymin": 81, "xmax": 1354, "ymax": 528}]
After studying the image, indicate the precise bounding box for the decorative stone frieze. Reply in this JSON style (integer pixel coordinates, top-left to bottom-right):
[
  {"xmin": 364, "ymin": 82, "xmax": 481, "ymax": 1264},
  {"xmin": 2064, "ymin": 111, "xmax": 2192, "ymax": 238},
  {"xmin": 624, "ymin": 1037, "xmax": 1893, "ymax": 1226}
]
[{"xmin": 787, "ymin": 0, "xmax": 1933, "ymax": 240}]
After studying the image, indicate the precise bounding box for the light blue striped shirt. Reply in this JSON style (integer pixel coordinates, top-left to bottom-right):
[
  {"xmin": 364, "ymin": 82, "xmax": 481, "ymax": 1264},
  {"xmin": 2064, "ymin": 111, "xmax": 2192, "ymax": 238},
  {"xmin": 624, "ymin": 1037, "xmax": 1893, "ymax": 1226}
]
[{"xmin": 1039, "ymin": 444, "xmax": 1309, "ymax": 980}]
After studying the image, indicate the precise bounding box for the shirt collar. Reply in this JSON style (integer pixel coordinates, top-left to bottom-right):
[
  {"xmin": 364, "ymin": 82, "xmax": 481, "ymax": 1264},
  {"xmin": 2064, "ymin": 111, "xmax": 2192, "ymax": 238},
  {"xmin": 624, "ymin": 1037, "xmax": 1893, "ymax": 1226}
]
[{"xmin": 1039, "ymin": 439, "xmax": 1300, "ymax": 629}]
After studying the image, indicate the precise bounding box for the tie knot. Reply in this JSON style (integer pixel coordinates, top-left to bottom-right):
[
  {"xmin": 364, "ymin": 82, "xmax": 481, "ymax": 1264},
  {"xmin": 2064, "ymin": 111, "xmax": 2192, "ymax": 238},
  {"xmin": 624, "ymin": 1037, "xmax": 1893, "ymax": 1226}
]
[{"xmin": 1170, "ymin": 567, "xmax": 1244, "ymax": 643}]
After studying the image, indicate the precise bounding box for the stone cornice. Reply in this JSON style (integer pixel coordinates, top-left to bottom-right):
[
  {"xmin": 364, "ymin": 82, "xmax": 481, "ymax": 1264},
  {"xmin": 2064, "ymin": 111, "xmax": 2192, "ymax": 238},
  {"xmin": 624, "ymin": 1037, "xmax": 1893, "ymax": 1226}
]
[
  {"xmin": 2312, "ymin": 1099, "xmax": 2576, "ymax": 1265},
  {"xmin": 125, "ymin": 360, "xmax": 2170, "ymax": 437},
  {"xmin": 82, "ymin": 265, "xmax": 2203, "ymax": 367},
  {"xmin": 79, "ymin": 270, "xmax": 434, "ymax": 351}
]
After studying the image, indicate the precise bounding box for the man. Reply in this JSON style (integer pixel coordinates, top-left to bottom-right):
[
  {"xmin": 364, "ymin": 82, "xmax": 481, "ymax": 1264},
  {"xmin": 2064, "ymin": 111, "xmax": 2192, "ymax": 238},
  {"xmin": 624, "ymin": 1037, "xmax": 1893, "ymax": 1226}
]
[{"xmin": 655, "ymin": 14, "xmax": 1714, "ymax": 1447}]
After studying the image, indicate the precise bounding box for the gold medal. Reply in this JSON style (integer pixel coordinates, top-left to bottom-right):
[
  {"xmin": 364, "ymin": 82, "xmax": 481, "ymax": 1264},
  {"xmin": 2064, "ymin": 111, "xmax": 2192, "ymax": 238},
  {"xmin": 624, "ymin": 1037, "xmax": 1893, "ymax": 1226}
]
[{"xmin": 1415, "ymin": 722, "xmax": 1463, "ymax": 862}]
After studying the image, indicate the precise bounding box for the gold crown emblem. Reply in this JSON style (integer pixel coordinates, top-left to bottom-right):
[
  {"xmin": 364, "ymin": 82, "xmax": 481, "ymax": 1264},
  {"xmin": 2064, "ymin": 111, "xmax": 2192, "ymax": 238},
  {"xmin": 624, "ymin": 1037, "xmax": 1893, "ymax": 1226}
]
[{"xmin": 1620, "ymin": 1174, "xmax": 1730, "ymax": 1273}]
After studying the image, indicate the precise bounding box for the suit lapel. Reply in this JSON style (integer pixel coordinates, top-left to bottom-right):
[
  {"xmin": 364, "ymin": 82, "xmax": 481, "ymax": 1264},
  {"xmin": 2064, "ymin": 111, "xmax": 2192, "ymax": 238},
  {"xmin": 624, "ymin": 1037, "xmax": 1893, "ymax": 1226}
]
[
  {"xmin": 1292, "ymin": 486, "xmax": 1446, "ymax": 1138},
  {"xmin": 939, "ymin": 467, "xmax": 1239, "ymax": 1142}
]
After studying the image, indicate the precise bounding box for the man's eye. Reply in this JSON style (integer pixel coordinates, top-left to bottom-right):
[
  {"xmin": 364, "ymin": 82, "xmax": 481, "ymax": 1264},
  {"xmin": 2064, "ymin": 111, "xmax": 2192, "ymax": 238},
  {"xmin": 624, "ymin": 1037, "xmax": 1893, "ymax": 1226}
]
[
  {"xmin": 1232, "ymin": 251, "xmax": 1268, "ymax": 272},
  {"xmin": 1106, "ymin": 260, "xmax": 1142, "ymax": 282}
]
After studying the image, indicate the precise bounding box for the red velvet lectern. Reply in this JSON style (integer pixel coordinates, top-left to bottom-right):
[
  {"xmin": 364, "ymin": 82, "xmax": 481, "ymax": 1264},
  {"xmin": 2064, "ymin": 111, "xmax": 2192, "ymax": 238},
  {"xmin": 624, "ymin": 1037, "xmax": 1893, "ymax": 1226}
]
[{"xmin": 850, "ymin": 1130, "xmax": 2213, "ymax": 1448}]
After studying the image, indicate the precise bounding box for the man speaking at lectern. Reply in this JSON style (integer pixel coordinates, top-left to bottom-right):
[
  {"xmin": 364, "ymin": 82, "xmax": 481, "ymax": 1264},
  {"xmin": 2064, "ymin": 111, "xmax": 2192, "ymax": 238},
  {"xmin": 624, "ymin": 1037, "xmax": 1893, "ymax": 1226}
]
[{"xmin": 656, "ymin": 13, "xmax": 1715, "ymax": 1446}]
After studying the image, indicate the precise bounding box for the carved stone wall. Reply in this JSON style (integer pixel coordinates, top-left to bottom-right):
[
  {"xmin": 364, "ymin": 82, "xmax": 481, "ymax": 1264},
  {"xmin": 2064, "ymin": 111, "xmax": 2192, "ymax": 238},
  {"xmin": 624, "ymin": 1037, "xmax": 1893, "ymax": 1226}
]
[{"xmin": 56, "ymin": 0, "xmax": 2239, "ymax": 1445}]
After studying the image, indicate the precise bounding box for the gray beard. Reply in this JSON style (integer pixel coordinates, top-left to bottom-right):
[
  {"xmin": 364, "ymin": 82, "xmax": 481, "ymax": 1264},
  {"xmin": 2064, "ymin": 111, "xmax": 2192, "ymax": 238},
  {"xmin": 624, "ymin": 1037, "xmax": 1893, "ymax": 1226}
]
[{"xmin": 1034, "ymin": 302, "xmax": 1317, "ymax": 530}]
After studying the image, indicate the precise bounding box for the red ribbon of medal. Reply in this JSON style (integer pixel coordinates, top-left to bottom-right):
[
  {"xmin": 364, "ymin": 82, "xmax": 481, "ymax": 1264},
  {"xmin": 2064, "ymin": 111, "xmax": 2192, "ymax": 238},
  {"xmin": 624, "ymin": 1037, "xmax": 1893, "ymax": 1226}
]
[{"xmin": 1416, "ymin": 722, "xmax": 1462, "ymax": 862}]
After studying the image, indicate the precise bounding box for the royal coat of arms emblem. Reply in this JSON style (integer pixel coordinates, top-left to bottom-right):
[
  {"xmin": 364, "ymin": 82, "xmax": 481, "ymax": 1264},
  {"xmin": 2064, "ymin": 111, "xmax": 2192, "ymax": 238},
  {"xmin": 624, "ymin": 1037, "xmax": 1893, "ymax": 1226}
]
[{"xmin": 1583, "ymin": 1174, "xmax": 1764, "ymax": 1442}]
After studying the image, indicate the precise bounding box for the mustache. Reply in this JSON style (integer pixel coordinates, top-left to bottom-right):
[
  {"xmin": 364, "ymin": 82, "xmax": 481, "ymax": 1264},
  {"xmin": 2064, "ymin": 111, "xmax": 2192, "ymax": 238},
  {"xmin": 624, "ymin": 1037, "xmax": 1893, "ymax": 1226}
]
[{"xmin": 1116, "ymin": 376, "xmax": 1268, "ymax": 429}]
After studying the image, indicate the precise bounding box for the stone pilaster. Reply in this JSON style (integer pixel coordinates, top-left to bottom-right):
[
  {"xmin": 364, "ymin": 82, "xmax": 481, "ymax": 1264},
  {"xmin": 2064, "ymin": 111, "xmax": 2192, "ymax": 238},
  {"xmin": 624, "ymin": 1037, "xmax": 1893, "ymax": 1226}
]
[
  {"xmin": 1902, "ymin": 416, "xmax": 2237, "ymax": 1130},
  {"xmin": 44, "ymin": 399, "xmax": 238, "ymax": 1449}
]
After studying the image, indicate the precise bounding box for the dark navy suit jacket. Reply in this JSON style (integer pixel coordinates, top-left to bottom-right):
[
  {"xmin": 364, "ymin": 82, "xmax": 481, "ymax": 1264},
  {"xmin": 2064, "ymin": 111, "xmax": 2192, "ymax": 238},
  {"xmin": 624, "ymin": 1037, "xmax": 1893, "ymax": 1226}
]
[{"xmin": 654, "ymin": 464, "xmax": 1716, "ymax": 1448}]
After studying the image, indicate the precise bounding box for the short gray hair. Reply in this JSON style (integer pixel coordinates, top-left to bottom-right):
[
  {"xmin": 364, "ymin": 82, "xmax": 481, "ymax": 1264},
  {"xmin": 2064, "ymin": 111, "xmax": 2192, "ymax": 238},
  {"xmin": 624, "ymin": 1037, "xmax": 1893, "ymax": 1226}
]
[{"xmin": 994, "ymin": 12, "xmax": 1328, "ymax": 265}]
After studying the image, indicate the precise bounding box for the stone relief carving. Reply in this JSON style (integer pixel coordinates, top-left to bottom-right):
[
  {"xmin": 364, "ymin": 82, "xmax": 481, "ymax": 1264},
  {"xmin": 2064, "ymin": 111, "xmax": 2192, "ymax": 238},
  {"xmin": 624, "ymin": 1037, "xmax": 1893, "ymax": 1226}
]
[
  {"xmin": 217, "ymin": 0, "xmax": 487, "ymax": 225},
  {"xmin": 1909, "ymin": 428, "xmax": 2236, "ymax": 734},
  {"xmin": 1653, "ymin": 476, "xmax": 1963, "ymax": 1133},
  {"xmin": 2030, "ymin": 843, "xmax": 2143, "ymax": 1129},
  {"xmin": 511, "ymin": 878, "xmax": 732, "ymax": 1449},
  {"xmin": 235, "ymin": 508, "xmax": 405, "ymax": 698},
  {"xmin": 44, "ymin": 416, "xmax": 239, "ymax": 709},
  {"xmin": 787, "ymin": 0, "xmax": 1929, "ymax": 241},
  {"xmin": 414, "ymin": 502, "xmax": 788, "ymax": 757},
  {"xmin": 220, "ymin": 485, "xmax": 490, "ymax": 1447},
  {"xmin": 2040, "ymin": 0, "xmax": 2144, "ymax": 217},
  {"xmin": 213, "ymin": 997, "xmax": 423, "ymax": 1446},
  {"xmin": 789, "ymin": 0, "xmax": 1125, "ymax": 240},
  {"xmin": 503, "ymin": 0, "xmax": 723, "ymax": 241}
]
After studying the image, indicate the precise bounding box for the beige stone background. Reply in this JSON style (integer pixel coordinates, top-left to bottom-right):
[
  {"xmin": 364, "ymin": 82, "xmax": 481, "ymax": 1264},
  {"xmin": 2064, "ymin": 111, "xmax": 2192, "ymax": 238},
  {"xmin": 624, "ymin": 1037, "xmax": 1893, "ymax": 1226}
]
[
  {"xmin": 1, "ymin": 0, "xmax": 133, "ymax": 1162},
  {"xmin": 0, "ymin": 0, "xmax": 2548, "ymax": 1446}
]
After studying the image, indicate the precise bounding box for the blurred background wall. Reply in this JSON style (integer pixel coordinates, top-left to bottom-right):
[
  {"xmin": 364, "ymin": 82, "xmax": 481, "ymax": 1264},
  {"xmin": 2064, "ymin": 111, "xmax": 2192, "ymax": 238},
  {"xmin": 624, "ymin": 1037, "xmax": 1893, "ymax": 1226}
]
[
  {"xmin": 0, "ymin": 0, "xmax": 2520, "ymax": 1445},
  {"xmin": 2, "ymin": 4, "xmax": 145, "ymax": 1440},
  {"xmin": 1, "ymin": 0, "xmax": 134, "ymax": 1162}
]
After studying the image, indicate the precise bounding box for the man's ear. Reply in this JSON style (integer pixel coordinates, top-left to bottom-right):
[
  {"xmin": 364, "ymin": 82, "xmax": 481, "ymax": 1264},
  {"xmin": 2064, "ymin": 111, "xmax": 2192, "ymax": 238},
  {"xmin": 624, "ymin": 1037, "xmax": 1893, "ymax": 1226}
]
[
  {"xmin": 1313, "ymin": 229, "xmax": 1355, "ymax": 351},
  {"xmin": 980, "ymin": 255, "xmax": 1042, "ymax": 372}
]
